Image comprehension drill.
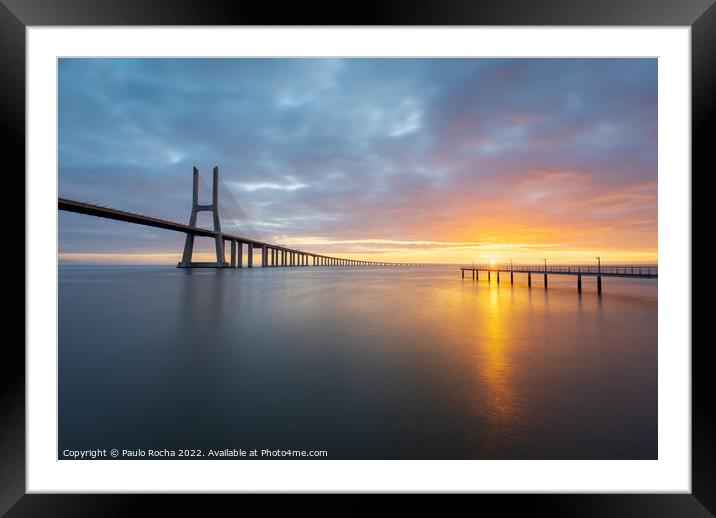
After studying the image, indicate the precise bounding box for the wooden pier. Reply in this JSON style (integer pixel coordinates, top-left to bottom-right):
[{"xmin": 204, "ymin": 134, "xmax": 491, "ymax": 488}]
[{"xmin": 460, "ymin": 264, "xmax": 657, "ymax": 294}]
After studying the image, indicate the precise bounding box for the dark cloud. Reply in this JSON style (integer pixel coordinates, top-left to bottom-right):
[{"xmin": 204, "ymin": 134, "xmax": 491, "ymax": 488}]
[{"xmin": 58, "ymin": 58, "xmax": 657, "ymax": 260}]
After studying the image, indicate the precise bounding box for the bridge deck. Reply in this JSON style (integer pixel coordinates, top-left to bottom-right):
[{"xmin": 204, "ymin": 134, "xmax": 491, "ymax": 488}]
[
  {"xmin": 58, "ymin": 198, "xmax": 405, "ymax": 265},
  {"xmin": 58, "ymin": 197, "xmax": 331, "ymax": 255}
]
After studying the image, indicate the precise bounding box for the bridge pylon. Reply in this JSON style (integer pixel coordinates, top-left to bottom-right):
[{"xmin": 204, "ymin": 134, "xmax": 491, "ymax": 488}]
[{"xmin": 177, "ymin": 166, "xmax": 229, "ymax": 268}]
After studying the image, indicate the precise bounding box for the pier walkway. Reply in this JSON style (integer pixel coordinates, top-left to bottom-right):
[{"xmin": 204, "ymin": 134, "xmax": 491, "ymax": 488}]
[{"xmin": 460, "ymin": 264, "xmax": 657, "ymax": 294}]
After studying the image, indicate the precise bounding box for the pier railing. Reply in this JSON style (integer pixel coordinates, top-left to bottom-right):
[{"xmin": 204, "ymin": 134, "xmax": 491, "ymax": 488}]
[
  {"xmin": 469, "ymin": 264, "xmax": 658, "ymax": 277},
  {"xmin": 460, "ymin": 263, "xmax": 657, "ymax": 294}
]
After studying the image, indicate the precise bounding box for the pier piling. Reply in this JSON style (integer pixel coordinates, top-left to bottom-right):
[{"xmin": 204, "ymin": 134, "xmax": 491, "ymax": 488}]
[{"xmin": 459, "ymin": 263, "xmax": 654, "ymax": 295}]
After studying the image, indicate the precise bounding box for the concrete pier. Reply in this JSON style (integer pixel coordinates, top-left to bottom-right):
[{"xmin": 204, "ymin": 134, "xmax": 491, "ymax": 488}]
[{"xmin": 460, "ymin": 264, "xmax": 656, "ymax": 295}]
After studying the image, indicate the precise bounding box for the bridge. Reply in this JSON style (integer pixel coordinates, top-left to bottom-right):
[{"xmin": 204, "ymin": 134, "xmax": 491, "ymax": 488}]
[
  {"xmin": 58, "ymin": 165, "xmax": 658, "ymax": 286},
  {"xmin": 461, "ymin": 263, "xmax": 658, "ymax": 294},
  {"xmin": 58, "ymin": 166, "xmax": 416, "ymax": 268}
]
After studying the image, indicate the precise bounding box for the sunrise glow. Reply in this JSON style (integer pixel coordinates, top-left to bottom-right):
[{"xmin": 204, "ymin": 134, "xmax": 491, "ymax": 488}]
[{"xmin": 58, "ymin": 58, "xmax": 657, "ymax": 264}]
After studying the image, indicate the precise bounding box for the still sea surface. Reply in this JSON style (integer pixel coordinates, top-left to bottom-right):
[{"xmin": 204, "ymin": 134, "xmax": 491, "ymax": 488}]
[{"xmin": 59, "ymin": 265, "xmax": 657, "ymax": 459}]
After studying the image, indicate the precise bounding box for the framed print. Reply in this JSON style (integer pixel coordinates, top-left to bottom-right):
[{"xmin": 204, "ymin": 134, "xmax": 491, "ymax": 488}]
[{"xmin": 6, "ymin": 0, "xmax": 709, "ymax": 513}]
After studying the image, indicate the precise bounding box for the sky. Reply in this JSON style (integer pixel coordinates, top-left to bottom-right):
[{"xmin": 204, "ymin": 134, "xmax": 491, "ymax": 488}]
[{"xmin": 58, "ymin": 58, "xmax": 657, "ymax": 265}]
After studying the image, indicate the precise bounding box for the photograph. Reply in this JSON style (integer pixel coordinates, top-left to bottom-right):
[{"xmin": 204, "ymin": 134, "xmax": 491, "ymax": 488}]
[{"xmin": 57, "ymin": 57, "xmax": 658, "ymax": 461}]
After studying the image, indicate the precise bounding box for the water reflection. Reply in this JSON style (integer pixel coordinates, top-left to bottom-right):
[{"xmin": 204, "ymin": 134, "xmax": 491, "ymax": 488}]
[
  {"xmin": 479, "ymin": 287, "xmax": 517, "ymax": 429},
  {"xmin": 58, "ymin": 265, "xmax": 657, "ymax": 459}
]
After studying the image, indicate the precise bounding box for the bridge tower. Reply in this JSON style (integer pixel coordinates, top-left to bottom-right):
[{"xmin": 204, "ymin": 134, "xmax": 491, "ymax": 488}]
[{"xmin": 177, "ymin": 166, "xmax": 229, "ymax": 268}]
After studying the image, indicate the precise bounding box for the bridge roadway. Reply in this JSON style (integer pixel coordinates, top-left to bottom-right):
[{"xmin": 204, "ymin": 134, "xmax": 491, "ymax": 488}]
[{"xmin": 58, "ymin": 198, "xmax": 411, "ymax": 267}]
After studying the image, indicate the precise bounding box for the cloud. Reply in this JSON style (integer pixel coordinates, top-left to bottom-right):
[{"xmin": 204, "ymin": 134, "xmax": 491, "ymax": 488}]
[{"xmin": 58, "ymin": 58, "xmax": 657, "ymax": 263}]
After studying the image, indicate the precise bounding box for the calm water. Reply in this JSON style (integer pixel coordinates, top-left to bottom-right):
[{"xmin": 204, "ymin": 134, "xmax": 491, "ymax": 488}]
[{"xmin": 59, "ymin": 265, "xmax": 657, "ymax": 459}]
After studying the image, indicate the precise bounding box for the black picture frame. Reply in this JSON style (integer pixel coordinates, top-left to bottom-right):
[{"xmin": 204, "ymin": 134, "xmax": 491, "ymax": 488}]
[{"xmin": 5, "ymin": 0, "xmax": 707, "ymax": 513}]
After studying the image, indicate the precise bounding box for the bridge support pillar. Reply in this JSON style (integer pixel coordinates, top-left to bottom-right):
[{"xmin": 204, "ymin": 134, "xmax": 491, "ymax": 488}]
[
  {"xmin": 230, "ymin": 240, "xmax": 236, "ymax": 268},
  {"xmin": 237, "ymin": 242, "xmax": 243, "ymax": 268},
  {"xmin": 544, "ymin": 274, "xmax": 548, "ymax": 288},
  {"xmin": 577, "ymin": 274, "xmax": 582, "ymax": 293},
  {"xmin": 597, "ymin": 276, "xmax": 602, "ymax": 295},
  {"xmin": 177, "ymin": 166, "xmax": 229, "ymax": 268},
  {"xmin": 248, "ymin": 243, "xmax": 254, "ymax": 267},
  {"xmin": 497, "ymin": 271, "xmax": 500, "ymax": 284},
  {"xmin": 528, "ymin": 273, "xmax": 531, "ymax": 287},
  {"xmin": 511, "ymin": 272, "xmax": 513, "ymax": 285},
  {"xmin": 488, "ymin": 271, "xmax": 491, "ymax": 282}
]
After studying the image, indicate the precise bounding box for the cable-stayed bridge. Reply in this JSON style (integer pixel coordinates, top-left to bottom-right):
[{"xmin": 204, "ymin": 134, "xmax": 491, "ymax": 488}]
[{"xmin": 58, "ymin": 166, "xmax": 416, "ymax": 268}]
